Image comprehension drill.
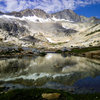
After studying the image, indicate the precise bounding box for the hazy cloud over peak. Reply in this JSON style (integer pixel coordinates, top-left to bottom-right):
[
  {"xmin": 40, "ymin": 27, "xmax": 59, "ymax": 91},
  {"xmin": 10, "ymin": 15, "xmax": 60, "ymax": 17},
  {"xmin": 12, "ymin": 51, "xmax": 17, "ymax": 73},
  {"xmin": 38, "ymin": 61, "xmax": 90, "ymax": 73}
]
[{"xmin": 0, "ymin": 0, "xmax": 100, "ymax": 13}]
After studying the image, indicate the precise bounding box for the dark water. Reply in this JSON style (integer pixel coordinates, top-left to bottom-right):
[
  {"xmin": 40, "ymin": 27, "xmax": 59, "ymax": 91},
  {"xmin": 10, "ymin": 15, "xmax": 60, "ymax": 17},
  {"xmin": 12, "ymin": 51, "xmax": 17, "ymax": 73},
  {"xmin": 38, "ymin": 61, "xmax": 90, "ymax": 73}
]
[{"xmin": 0, "ymin": 53, "xmax": 100, "ymax": 93}]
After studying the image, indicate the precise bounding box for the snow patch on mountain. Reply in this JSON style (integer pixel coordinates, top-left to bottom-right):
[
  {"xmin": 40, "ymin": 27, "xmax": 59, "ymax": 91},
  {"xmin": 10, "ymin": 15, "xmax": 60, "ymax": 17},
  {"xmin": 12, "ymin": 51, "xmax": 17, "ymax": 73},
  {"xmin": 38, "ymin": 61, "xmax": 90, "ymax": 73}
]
[
  {"xmin": 46, "ymin": 37, "xmax": 55, "ymax": 43},
  {"xmin": 52, "ymin": 16, "xmax": 74, "ymax": 22},
  {"xmin": 0, "ymin": 15, "xmax": 74, "ymax": 23}
]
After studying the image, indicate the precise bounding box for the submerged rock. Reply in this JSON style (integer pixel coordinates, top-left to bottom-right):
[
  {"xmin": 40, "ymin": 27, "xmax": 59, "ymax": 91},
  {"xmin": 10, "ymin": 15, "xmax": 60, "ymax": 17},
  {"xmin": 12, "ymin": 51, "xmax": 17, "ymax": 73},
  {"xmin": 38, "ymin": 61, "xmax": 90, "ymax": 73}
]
[{"xmin": 42, "ymin": 93, "xmax": 61, "ymax": 100}]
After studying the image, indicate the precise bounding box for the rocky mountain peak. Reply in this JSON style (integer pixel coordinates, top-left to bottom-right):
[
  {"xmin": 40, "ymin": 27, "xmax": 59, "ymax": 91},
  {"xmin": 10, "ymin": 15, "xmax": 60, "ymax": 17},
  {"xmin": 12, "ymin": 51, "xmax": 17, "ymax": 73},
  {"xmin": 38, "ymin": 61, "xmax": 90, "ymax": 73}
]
[
  {"xmin": 59, "ymin": 9, "xmax": 74, "ymax": 13},
  {"xmin": 7, "ymin": 9, "xmax": 50, "ymax": 18},
  {"xmin": 51, "ymin": 9, "xmax": 81, "ymax": 22},
  {"xmin": 0, "ymin": 8, "xmax": 99, "ymax": 23},
  {"xmin": 29, "ymin": 9, "xmax": 50, "ymax": 18}
]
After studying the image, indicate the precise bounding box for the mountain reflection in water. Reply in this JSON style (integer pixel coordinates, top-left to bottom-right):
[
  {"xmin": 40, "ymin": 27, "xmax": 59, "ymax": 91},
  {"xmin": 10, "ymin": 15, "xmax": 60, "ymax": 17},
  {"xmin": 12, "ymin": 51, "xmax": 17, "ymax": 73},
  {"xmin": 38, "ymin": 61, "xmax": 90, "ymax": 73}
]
[{"xmin": 0, "ymin": 53, "xmax": 100, "ymax": 92}]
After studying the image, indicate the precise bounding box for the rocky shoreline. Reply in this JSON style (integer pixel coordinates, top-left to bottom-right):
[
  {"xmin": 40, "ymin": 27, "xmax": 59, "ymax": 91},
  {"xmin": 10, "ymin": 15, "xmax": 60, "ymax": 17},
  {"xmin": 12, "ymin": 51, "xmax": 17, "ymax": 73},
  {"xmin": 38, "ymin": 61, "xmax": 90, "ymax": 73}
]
[{"xmin": 0, "ymin": 46, "xmax": 99, "ymax": 59}]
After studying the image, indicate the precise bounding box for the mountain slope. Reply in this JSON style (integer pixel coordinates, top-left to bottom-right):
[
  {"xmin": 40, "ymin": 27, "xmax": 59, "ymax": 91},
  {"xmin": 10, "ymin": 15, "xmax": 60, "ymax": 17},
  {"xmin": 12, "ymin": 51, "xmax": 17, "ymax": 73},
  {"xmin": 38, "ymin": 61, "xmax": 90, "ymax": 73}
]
[{"xmin": 0, "ymin": 9, "xmax": 99, "ymax": 49}]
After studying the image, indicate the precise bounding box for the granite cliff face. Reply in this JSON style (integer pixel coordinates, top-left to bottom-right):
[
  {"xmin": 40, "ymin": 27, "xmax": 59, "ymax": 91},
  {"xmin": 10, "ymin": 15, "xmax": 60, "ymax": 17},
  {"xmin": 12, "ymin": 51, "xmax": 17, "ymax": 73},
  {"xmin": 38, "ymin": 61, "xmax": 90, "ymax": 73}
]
[
  {"xmin": 0, "ymin": 9, "xmax": 100, "ymax": 49},
  {"xmin": 8, "ymin": 9, "xmax": 50, "ymax": 18}
]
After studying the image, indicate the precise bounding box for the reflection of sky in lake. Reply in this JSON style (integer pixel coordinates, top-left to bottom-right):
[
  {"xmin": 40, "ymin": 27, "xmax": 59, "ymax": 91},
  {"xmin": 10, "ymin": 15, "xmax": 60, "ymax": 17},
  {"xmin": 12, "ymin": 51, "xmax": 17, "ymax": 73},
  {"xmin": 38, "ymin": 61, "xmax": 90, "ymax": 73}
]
[
  {"xmin": 74, "ymin": 76, "xmax": 100, "ymax": 92},
  {"xmin": 0, "ymin": 53, "xmax": 100, "ymax": 93}
]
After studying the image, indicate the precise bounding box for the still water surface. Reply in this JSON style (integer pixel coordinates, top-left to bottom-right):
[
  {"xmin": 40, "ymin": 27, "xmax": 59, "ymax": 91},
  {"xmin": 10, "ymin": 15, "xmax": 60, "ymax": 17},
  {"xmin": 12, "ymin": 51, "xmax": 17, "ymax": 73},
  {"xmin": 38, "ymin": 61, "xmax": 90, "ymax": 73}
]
[{"xmin": 0, "ymin": 53, "xmax": 100, "ymax": 93}]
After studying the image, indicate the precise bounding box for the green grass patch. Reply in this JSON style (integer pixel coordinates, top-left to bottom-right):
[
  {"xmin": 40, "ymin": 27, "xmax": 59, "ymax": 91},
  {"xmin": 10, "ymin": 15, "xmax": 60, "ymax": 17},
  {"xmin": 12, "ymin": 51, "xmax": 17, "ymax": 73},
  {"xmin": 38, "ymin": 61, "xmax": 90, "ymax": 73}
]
[
  {"xmin": 50, "ymin": 42, "xmax": 66, "ymax": 46},
  {"xmin": 69, "ymin": 46, "xmax": 100, "ymax": 54}
]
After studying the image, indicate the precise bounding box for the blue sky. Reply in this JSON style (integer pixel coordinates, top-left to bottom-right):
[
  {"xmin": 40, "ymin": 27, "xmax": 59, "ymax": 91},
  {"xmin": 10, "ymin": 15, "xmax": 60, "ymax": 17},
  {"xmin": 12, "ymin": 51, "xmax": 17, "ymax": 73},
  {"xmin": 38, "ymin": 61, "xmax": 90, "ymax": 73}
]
[
  {"xmin": 0, "ymin": 0, "xmax": 100, "ymax": 18},
  {"xmin": 74, "ymin": 3, "xmax": 100, "ymax": 18}
]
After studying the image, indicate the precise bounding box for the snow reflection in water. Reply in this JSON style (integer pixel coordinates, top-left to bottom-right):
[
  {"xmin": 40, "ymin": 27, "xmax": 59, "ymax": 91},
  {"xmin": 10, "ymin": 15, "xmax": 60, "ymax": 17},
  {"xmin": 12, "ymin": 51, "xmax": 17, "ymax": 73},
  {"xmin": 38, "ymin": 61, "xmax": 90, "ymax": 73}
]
[{"xmin": 0, "ymin": 53, "xmax": 100, "ymax": 91}]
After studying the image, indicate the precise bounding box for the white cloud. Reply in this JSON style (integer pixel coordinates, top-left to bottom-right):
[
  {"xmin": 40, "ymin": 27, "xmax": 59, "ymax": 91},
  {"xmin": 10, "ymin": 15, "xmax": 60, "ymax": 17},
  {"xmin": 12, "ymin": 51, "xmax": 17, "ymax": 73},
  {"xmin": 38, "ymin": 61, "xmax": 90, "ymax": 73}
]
[{"xmin": 0, "ymin": 0, "xmax": 100, "ymax": 13}]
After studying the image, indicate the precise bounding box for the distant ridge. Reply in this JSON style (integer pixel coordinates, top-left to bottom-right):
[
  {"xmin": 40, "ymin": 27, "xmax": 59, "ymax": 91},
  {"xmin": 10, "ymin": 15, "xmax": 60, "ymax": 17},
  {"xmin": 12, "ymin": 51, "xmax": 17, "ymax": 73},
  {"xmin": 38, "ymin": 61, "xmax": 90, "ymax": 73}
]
[{"xmin": 0, "ymin": 9, "xmax": 100, "ymax": 23}]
